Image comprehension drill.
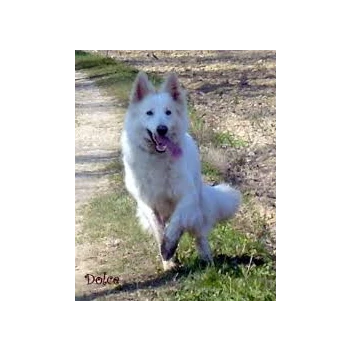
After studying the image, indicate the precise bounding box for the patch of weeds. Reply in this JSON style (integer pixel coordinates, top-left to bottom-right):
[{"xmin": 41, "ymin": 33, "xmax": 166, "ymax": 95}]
[
  {"xmin": 188, "ymin": 104, "xmax": 216, "ymax": 146},
  {"xmin": 213, "ymin": 131, "xmax": 248, "ymax": 149},
  {"xmin": 189, "ymin": 107, "xmax": 207, "ymax": 142},
  {"xmin": 232, "ymin": 94, "xmax": 240, "ymax": 112},
  {"xmin": 75, "ymin": 51, "xmax": 118, "ymax": 70},
  {"xmin": 83, "ymin": 192, "xmax": 134, "ymax": 242},
  {"xmin": 201, "ymin": 160, "xmax": 222, "ymax": 182},
  {"xmin": 101, "ymin": 160, "xmax": 123, "ymax": 174},
  {"xmin": 190, "ymin": 117, "xmax": 206, "ymax": 143},
  {"xmin": 110, "ymin": 172, "xmax": 124, "ymax": 188},
  {"xmin": 235, "ymin": 194, "xmax": 272, "ymax": 240}
]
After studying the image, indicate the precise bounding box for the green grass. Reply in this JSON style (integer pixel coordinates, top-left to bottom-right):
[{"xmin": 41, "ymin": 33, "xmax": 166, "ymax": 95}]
[
  {"xmin": 75, "ymin": 50, "xmax": 161, "ymax": 106},
  {"xmin": 80, "ymin": 190, "xmax": 275, "ymax": 300},
  {"xmin": 165, "ymin": 262, "xmax": 275, "ymax": 301},
  {"xmin": 212, "ymin": 131, "xmax": 248, "ymax": 148},
  {"xmin": 188, "ymin": 104, "xmax": 214, "ymax": 145},
  {"xmin": 83, "ymin": 192, "xmax": 133, "ymax": 242},
  {"xmin": 164, "ymin": 221, "xmax": 275, "ymax": 300},
  {"xmin": 75, "ymin": 50, "xmax": 275, "ymax": 301},
  {"xmin": 101, "ymin": 160, "xmax": 124, "ymax": 174},
  {"xmin": 201, "ymin": 160, "xmax": 222, "ymax": 182},
  {"xmin": 80, "ymin": 187, "xmax": 161, "ymax": 281}
]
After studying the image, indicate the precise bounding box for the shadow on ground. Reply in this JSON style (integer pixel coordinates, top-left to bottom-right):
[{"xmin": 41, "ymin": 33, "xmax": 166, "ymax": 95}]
[{"xmin": 75, "ymin": 152, "xmax": 122, "ymax": 179}]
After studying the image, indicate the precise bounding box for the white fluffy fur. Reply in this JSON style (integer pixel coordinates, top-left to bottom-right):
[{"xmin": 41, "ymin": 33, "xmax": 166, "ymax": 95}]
[{"xmin": 121, "ymin": 72, "xmax": 241, "ymax": 270}]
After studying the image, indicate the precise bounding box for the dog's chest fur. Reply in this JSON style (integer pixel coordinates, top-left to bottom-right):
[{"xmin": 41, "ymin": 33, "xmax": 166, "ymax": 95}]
[{"xmin": 126, "ymin": 151, "xmax": 184, "ymax": 219}]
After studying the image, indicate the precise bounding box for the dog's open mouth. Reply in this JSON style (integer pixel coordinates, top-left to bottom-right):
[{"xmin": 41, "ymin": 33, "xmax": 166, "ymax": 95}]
[
  {"xmin": 146, "ymin": 129, "xmax": 183, "ymax": 158},
  {"xmin": 147, "ymin": 129, "xmax": 168, "ymax": 153}
]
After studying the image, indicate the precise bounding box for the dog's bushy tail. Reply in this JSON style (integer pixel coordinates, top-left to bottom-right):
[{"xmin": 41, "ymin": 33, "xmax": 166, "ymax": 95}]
[{"xmin": 203, "ymin": 183, "xmax": 241, "ymax": 221}]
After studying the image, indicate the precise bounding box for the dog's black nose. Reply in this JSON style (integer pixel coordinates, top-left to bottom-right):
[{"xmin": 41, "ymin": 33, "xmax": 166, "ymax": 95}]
[{"xmin": 157, "ymin": 125, "xmax": 168, "ymax": 136}]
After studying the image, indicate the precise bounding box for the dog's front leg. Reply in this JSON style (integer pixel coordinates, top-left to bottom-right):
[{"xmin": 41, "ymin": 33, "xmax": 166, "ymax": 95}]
[
  {"xmin": 137, "ymin": 201, "xmax": 179, "ymax": 270},
  {"xmin": 136, "ymin": 201, "xmax": 164, "ymax": 244},
  {"xmin": 161, "ymin": 194, "xmax": 200, "ymax": 261},
  {"xmin": 161, "ymin": 230, "xmax": 183, "ymax": 262}
]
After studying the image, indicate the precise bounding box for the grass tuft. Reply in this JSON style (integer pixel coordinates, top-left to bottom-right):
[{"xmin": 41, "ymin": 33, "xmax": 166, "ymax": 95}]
[{"xmin": 212, "ymin": 131, "xmax": 248, "ymax": 148}]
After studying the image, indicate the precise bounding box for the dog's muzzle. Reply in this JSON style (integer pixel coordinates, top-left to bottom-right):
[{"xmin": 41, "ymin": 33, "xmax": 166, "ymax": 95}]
[{"xmin": 147, "ymin": 129, "xmax": 168, "ymax": 153}]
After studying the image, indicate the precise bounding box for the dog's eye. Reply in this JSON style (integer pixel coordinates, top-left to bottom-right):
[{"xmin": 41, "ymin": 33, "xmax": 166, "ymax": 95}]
[
  {"xmin": 146, "ymin": 110, "xmax": 153, "ymax": 116},
  {"xmin": 165, "ymin": 110, "xmax": 172, "ymax": 116}
]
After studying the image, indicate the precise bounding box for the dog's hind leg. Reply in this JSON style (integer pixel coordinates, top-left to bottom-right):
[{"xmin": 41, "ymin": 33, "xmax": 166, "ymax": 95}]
[{"xmin": 193, "ymin": 227, "xmax": 213, "ymax": 263}]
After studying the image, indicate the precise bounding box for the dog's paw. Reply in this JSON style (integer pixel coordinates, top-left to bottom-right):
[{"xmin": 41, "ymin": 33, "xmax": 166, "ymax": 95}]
[
  {"xmin": 162, "ymin": 259, "xmax": 179, "ymax": 271},
  {"xmin": 161, "ymin": 236, "xmax": 178, "ymax": 261}
]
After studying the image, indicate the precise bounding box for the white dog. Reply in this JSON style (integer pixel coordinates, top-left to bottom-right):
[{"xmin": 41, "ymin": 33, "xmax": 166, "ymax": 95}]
[{"xmin": 121, "ymin": 72, "xmax": 241, "ymax": 270}]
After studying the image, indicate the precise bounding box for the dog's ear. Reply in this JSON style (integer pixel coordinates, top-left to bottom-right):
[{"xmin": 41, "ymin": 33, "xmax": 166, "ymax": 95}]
[
  {"xmin": 131, "ymin": 72, "xmax": 155, "ymax": 103},
  {"xmin": 161, "ymin": 73, "xmax": 186, "ymax": 104}
]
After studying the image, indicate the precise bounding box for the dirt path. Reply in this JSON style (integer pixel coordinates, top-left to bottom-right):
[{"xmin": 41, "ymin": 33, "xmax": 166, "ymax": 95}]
[{"xmin": 75, "ymin": 71, "xmax": 123, "ymax": 295}]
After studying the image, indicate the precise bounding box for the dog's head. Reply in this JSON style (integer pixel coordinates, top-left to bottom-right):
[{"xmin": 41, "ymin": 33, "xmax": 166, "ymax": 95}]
[{"xmin": 125, "ymin": 72, "xmax": 188, "ymax": 157}]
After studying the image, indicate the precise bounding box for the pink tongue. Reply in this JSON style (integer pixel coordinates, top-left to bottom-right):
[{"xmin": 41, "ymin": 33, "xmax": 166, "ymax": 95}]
[
  {"xmin": 154, "ymin": 135, "xmax": 182, "ymax": 158},
  {"xmin": 154, "ymin": 135, "xmax": 167, "ymax": 147}
]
